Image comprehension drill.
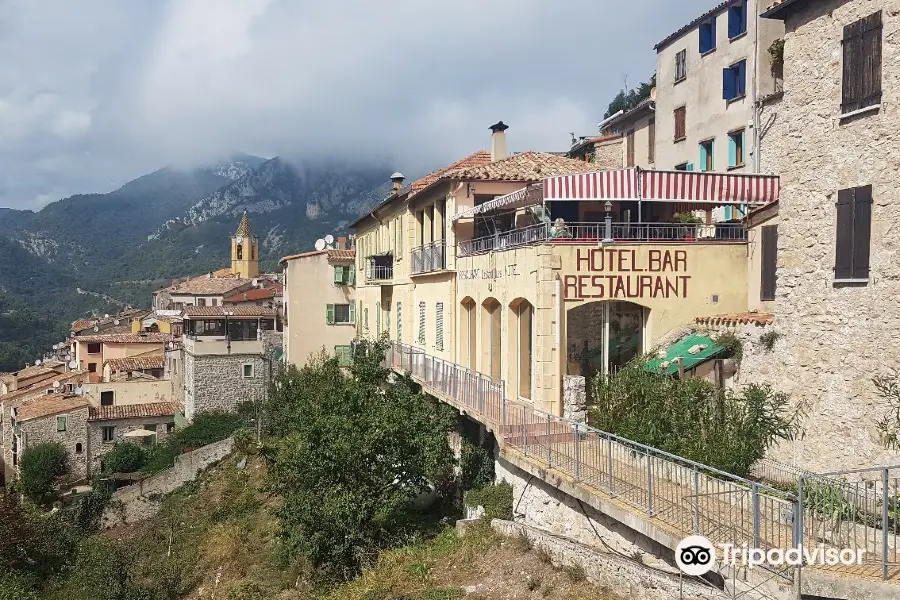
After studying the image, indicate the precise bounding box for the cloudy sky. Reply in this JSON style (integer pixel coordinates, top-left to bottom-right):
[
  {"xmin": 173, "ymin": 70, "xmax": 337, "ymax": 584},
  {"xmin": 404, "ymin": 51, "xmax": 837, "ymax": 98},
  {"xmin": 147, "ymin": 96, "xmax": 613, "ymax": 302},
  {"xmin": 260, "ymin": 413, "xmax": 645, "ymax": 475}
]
[{"xmin": 0, "ymin": 0, "xmax": 715, "ymax": 210}]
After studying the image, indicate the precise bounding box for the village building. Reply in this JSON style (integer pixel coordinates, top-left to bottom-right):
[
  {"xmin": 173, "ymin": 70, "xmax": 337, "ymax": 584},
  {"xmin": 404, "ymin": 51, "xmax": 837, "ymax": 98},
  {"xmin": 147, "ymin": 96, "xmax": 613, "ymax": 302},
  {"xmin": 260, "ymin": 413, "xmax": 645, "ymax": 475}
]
[
  {"xmin": 739, "ymin": 0, "xmax": 899, "ymax": 473},
  {"xmin": 565, "ymin": 133, "xmax": 624, "ymax": 169},
  {"xmin": 598, "ymin": 98, "xmax": 657, "ymax": 170},
  {"xmin": 281, "ymin": 239, "xmax": 356, "ymax": 368},
  {"xmin": 70, "ymin": 332, "xmax": 170, "ymax": 377},
  {"xmin": 0, "ymin": 361, "xmax": 67, "ymax": 395},
  {"xmin": 102, "ymin": 355, "xmax": 166, "ymax": 382}
]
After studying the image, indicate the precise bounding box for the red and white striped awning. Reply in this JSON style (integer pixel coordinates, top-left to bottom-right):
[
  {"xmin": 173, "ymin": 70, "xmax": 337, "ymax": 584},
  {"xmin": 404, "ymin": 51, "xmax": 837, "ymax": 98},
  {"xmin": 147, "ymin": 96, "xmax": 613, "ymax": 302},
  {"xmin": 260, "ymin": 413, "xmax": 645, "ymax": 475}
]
[
  {"xmin": 541, "ymin": 168, "xmax": 780, "ymax": 205},
  {"xmin": 640, "ymin": 170, "xmax": 780, "ymax": 205},
  {"xmin": 543, "ymin": 168, "xmax": 639, "ymax": 201},
  {"xmin": 451, "ymin": 184, "xmax": 543, "ymax": 222}
]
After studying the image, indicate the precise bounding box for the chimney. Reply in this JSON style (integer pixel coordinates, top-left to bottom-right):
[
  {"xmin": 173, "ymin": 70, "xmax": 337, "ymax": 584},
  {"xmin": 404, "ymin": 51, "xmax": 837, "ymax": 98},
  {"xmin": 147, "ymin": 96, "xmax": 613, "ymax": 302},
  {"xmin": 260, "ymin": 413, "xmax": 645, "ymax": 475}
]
[
  {"xmin": 489, "ymin": 121, "xmax": 509, "ymax": 162},
  {"xmin": 336, "ymin": 236, "xmax": 347, "ymax": 250},
  {"xmin": 390, "ymin": 172, "xmax": 405, "ymax": 192}
]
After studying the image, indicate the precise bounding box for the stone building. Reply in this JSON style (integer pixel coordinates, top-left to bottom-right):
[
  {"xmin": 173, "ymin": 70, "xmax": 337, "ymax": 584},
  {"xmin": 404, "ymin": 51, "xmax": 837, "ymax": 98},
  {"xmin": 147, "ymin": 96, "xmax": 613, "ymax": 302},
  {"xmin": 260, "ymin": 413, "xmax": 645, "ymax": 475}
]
[
  {"xmin": 12, "ymin": 396, "xmax": 91, "ymax": 480},
  {"xmin": 565, "ymin": 134, "xmax": 624, "ymax": 169},
  {"xmin": 744, "ymin": 0, "xmax": 900, "ymax": 472},
  {"xmin": 86, "ymin": 403, "xmax": 176, "ymax": 473},
  {"xmin": 180, "ymin": 306, "xmax": 282, "ymax": 420},
  {"xmin": 599, "ymin": 98, "xmax": 657, "ymax": 170}
]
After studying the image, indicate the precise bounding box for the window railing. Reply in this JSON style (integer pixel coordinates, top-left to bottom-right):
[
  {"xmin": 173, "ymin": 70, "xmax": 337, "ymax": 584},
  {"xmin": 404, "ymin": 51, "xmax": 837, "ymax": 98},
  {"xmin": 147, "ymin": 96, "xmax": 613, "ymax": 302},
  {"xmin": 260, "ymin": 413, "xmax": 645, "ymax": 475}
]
[
  {"xmin": 411, "ymin": 241, "xmax": 447, "ymax": 274},
  {"xmin": 457, "ymin": 221, "xmax": 747, "ymax": 257},
  {"xmin": 365, "ymin": 264, "xmax": 394, "ymax": 282}
]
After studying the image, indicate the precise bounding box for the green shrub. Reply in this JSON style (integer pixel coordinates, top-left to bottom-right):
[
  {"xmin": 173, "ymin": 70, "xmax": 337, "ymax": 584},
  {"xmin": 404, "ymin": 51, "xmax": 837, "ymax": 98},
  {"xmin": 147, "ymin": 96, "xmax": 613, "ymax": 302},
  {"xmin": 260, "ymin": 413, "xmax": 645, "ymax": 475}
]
[
  {"xmin": 19, "ymin": 442, "xmax": 69, "ymax": 506},
  {"xmin": 0, "ymin": 571, "xmax": 39, "ymax": 600},
  {"xmin": 460, "ymin": 440, "xmax": 494, "ymax": 491},
  {"xmin": 102, "ymin": 442, "xmax": 148, "ymax": 474},
  {"xmin": 759, "ymin": 330, "xmax": 781, "ymax": 352},
  {"xmin": 714, "ymin": 332, "xmax": 743, "ymax": 362},
  {"xmin": 464, "ymin": 482, "xmax": 513, "ymax": 521},
  {"xmin": 142, "ymin": 410, "xmax": 245, "ymax": 475}
]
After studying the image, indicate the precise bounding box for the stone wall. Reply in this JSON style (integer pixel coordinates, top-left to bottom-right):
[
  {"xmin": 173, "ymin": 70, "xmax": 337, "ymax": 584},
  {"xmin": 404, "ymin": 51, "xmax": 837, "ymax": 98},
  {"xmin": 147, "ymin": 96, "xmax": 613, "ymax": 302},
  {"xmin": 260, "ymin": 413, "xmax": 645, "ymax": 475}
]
[
  {"xmin": 562, "ymin": 376, "xmax": 586, "ymax": 422},
  {"xmin": 20, "ymin": 406, "xmax": 90, "ymax": 480},
  {"xmin": 750, "ymin": 0, "xmax": 900, "ymax": 473},
  {"xmin": 102, "ymin": 437, "xmax": 233, "ymax": 527},
  {"xmin": 184, "ymin": 352, "xmax": 269, "ymax": 420},
  {"xmin": 591, "ymin": 137, "xmax": 623, "ymax": 170}
]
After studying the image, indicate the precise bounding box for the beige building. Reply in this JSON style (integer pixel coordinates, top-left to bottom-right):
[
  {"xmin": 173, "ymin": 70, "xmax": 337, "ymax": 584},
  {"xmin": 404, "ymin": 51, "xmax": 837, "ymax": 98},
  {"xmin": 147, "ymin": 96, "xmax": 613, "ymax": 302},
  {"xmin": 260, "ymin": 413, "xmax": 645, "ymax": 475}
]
[
  {"xmin": 281, "ymin": 243, "xmax": 356, "ymax": 367},
  {"xmin": 71, "ymin": 332, "xmax": 169, "ymax": 376},
  {"xmin": 654, "ymin": 0, "xmax": 784, "ymax": 183},
  {"xmin": 747, "ymin": 0, "xmax": 898, "ymax": 472}
]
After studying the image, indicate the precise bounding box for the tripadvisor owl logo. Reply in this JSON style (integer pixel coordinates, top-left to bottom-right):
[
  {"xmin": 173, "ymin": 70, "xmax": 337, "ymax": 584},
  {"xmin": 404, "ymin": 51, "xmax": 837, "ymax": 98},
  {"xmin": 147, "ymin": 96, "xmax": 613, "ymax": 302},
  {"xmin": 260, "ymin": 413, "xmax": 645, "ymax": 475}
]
[{"xmin": 675, "ymin": 535, "xmax": 716, "ymax": 576}]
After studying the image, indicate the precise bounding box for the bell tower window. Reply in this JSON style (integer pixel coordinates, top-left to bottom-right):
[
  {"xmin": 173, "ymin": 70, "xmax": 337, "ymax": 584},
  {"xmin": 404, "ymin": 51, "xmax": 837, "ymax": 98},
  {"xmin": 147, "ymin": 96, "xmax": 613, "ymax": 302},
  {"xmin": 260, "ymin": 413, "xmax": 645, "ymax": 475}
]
[{"xmin": 236, "ymin": 244, "xmax": 243, "ymax": 260}]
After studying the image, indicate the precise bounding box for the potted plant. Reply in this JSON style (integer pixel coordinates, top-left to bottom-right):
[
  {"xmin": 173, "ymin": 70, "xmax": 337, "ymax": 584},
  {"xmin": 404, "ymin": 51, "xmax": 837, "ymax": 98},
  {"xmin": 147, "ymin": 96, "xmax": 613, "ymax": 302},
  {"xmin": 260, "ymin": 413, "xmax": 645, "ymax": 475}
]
[{"xmin": 671, "ymin": 212, "xmax": 703, "ymax": 240}]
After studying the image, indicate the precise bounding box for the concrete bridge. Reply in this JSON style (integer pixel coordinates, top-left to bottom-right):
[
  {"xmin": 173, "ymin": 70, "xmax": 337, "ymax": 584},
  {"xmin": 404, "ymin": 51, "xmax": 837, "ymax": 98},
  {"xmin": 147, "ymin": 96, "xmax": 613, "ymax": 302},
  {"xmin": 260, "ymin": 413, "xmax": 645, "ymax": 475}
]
[{"xmin": 387, "ymin": 342, "xmax": 900, "ymax": 600}]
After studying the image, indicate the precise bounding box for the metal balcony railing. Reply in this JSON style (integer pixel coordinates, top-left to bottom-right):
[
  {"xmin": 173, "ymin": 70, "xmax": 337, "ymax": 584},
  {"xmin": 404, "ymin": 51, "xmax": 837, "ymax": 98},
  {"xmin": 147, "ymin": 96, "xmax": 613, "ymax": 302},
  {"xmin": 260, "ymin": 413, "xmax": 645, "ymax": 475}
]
[
  {"xmin": 365, "ymin": 264, "xmax": 394, "ymax": 282},
  {"xmin": 457, "ymin": 221, "xmax": 747, "ymax": 257},
  {"xmin": 411, "ymin": 241, "xmax": 446, "ymax": 274}
]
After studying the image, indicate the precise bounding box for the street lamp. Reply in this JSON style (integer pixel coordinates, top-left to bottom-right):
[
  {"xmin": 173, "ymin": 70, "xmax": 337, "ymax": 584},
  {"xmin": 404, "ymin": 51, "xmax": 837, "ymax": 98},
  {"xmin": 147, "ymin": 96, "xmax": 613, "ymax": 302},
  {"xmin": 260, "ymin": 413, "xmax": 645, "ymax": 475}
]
[{"xmin": 603, "ymin": 201, "xmax": 614, "ymax": 242}]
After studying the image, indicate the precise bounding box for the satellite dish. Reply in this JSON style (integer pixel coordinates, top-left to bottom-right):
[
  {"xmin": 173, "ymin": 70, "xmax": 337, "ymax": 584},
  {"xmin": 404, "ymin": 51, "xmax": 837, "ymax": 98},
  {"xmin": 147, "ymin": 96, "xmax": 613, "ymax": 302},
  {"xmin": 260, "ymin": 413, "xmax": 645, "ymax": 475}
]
[
  {"xmin": 53, "ymin": 343, "xmax": 59, "ymax": 350},
  {"xmin": 324, "ymin": 234, "xmax": 334, "ymax": 245},
  {"xmin": 252, "ymin": 278, "xmax": 259, "ymax": 287},
  {"xmin": 65, "ymin": 353, "xmax": 72, "ymax": 361},
  {"xmin": 314, "ymin": 239, "xmax": 326, "ymax": 251},
  {"xmin": 70, "ymin": 331, "xmax": 76, "ymax": 337},
  {"xmin": 104, "ymin": 314, "xmax": 109, "ymax": 319},
  {"xmin": 34, "ymin": 359, "xmax": 42, "ymax": 366},
  {"xmin": 114, "ymin": 319, "xmax": 120, "ymax": 325},
  {"xmin": 53, "ymin": 381, "xmax": 61, "ymax": 389},
  {"xmin": 93, "ymin": 325, "xmax": 99, "ymax": 332},
  {"xmin": 74, "ymin": 385, "xmax": 84, "ymax": 395},
  {"xmin": 68, "ymin": 361, "xmax": 78, "ymax": 370}
]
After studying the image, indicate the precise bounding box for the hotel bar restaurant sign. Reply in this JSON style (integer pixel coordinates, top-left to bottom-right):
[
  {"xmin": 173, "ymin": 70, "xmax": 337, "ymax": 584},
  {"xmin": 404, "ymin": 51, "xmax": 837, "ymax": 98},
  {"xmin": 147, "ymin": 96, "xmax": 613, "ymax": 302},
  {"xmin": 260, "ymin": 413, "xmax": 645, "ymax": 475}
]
[{"xmin": 563, "ymin": 248, "xmax": 690, "ymax": 302}]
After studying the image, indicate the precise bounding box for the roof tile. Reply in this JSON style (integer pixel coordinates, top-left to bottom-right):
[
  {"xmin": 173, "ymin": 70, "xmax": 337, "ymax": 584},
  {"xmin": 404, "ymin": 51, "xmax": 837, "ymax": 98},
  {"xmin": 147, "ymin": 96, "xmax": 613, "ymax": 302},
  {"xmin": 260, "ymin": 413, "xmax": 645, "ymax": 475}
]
[
  {"xmin": 182, "ymin": 306, "xmax": 277, "ymax": 317},
  {"xmin": 104, "ymin": 356, "xmax": 165, "ymax": 372},
  {"xmin": 17, "ymin": 395, "xmax": 89, "ymax": 422},
  {"xmin": 88, "ymin": 402, "xmax": 178, "ymax": 421},
  {"xmin": 75, "ymin": 333, "xmax": 173, "ymax": 344},
  {"xmin": 441, "ymin": 151, "xmax": 604, "ymax": 182},
  {"xmin": 695, "ymin": 313, "xmax": 774, "ymax": 327}
]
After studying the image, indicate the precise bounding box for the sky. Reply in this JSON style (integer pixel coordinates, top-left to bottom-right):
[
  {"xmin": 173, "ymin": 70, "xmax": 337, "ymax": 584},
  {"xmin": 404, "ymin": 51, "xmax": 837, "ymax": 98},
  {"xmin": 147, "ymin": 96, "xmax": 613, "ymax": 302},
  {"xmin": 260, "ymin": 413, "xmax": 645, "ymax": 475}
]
[{"xmin": 0, "ymin": 0, "xmax": 716, "ymax": 210}]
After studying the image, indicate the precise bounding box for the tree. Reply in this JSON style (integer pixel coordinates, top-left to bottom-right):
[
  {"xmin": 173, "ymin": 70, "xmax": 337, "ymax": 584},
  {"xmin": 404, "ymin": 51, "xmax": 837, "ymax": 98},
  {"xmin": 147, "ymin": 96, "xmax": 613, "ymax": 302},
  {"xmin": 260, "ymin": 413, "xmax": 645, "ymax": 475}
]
[
  {"xmin": 603, "ymin": 73, "xmax": 657, "ymax": 119},
  {"xmin": 19, "ymin": 442, "xmax": 69, "ymax": 506},
  {"xmin": 262, "ymin": 341, "xmax": 457, "ymax": 580},
  {"xmin": 101, "ymin": 442, "xmax": 148, "ymax": 474}
]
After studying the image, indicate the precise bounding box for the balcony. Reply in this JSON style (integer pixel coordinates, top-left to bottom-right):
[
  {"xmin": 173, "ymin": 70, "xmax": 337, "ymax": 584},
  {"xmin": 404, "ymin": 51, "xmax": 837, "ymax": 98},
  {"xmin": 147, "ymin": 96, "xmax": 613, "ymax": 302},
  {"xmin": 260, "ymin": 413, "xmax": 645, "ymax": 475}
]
[
  {"xmin": 365, "ymin": 264, "xmax": 394, "ymax": 283},
  {"xmin": 411, "ymin": 241, "xmax": 447, "ymax": 275},
  {"xmin": 183, "ymin": 335, "xmax": 264, "ymax": 356},
  {"xmin": 457, "ymin": 221, "xmax": 747, "ymax": 257}
]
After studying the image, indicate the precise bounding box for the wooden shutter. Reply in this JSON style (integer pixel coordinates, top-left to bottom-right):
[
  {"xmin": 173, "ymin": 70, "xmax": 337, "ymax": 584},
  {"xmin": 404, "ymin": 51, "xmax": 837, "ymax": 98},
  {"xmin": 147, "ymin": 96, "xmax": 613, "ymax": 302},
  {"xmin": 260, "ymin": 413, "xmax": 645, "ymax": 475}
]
[
  {"xmin": 674, "ymin": 107, "xmax": 686, "ymax": 140},
  {"xmin": 648, "ymin": 118, "xmax": 655, "ymax": 163},
  {"xmin": 418, "ymin": 301, "xmax": 426, "ymax": 344},
  {"xmin": 834, "ymin": 188, "xmax": 855, "ymax": 279},
  {"xmin": 852, "ymin": 185, "xmax": 873, "ymax": 279},
  {"xmin": 326, "ymin": 304, "xmax": 335, "ymax": 325},
  {"xmin": 626, "ymin": 129, "xmax": 635, "ymax": 167},
  {"xmin": 760, "ymin": 225, "xmax": 778, "ymax": 301},
  {"xmin": 842, "ymin": 11, "xmax": 882, "ymax": 113},
  {"xmin": 435, "ymin": 302, "xmax": 444, "ymax": 351}
]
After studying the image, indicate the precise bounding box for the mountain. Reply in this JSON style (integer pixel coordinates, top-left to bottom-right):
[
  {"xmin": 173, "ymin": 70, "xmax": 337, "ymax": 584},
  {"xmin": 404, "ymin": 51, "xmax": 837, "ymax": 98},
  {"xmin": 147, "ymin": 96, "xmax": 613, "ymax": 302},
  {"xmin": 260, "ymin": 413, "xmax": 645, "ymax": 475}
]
[{"xmin": 0, "ymin": 155, "xmax": 394, "ymax": 370}]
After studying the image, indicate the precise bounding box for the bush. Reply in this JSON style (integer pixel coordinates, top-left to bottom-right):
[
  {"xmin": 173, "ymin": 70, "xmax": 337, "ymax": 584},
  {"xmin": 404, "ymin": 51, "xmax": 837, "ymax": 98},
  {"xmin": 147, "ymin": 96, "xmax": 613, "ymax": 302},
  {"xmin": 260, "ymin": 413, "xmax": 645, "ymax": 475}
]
[
  {"xmin": 142, "ymin": 410, "xmax": 246, "ymax": 475},
  {"xmin": 19, "ymin": 442, "xmax": 69, "ymax": 506},
  {"xmin": 460, "ymin": 440, "xmax": 494, "ymax": 492},
  {"xmin": 759, "ymin": 330, "xmax": 781, "ymax": 352},
  {"xmin": 102, "ymin": 442, "xmax": 148, "ymax": 474},
  {"xmin": 590, "ymin": 360, "xmax": 799, "ymax": 477},
  {"xmin": 0, "ymin": 571, "xmax": 39, "ymax": 600},
  {"xmin": 464, "ymin": 482, "xmax": 513, "ymax": 521}
]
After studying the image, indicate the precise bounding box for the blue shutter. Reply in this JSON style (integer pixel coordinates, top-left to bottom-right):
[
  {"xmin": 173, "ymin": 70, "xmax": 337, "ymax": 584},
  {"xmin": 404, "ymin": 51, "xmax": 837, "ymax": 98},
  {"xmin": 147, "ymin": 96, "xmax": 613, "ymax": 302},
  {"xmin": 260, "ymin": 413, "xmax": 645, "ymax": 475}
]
[
  {"xmin": 723, "ymin": 67, "xmax": 735, "ymax": 100},
  {"xmin": 737, "ymin": 60, "xmax": 747, "ymax": 97},
  {"xmin": 699, "ymin": 144, "xmax": 708, "ymax": 172},
  {"xmin": 728, "ymin": 7, "xmax": 738, "ymax": 38},
  {"xmin": 725, "ymin": 206, "xmax": 733, "ymax": 220},
  {"xmin": 700, "ymin": 24, "xmax": 709, "ymax": 53},
  {"xmin": 728, "ymin": 134, "xmax": 737, "ymax": 168},
  {"xmin": 686, "ymin": 163, "xmax": 694, "ymax": 172}
]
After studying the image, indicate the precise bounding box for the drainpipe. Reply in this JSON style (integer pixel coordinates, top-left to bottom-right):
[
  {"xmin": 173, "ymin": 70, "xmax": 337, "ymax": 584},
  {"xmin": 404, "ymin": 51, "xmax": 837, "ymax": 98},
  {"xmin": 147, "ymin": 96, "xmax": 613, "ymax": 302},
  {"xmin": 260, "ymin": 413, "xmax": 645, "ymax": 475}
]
[
  {"xmin": 751, "ymin": 8, "xmax": 761, "ymax": 173},
  {"xmin": 555, "ymin": 276, "xmax": 562, "ymax": 416}
]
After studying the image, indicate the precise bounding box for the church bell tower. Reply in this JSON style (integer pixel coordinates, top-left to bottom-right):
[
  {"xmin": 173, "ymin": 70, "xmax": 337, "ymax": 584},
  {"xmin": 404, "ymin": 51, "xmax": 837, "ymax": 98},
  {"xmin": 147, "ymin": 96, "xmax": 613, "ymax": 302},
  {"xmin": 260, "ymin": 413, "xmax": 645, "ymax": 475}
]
[{"xmin": 231, "ymin": 212, "xmax": 259, "ymax": 278}]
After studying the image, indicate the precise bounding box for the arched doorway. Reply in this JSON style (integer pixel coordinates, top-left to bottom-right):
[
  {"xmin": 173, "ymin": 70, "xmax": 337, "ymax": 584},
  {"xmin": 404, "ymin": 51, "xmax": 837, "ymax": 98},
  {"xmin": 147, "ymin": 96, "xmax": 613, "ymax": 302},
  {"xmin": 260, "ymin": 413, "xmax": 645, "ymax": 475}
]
[
  {"xmin": 509, "ymin": 298, "xmax": 534, "ymax": 402},
  {"xmin": 566, "ymin": 301, "xmax": 648, "ymax": 382},
  {"xmin": 481, "ymin": 298, "xmax": 501, "ymax": 380},
  {"xmin": 460, "ymin": 297, "xmax": 477, "ymax": 371}
]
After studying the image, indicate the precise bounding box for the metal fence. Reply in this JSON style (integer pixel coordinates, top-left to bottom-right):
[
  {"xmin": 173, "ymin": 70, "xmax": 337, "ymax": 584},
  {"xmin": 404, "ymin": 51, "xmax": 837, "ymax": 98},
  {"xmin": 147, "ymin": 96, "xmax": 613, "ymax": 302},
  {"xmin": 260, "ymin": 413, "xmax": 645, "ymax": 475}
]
[
  {"xmin": 365, "ymin": 264, "xmax": 394, "ymax": 281},
  {"xmin": 457, "ymin": 221, "xmax": 747, "ymax": 257},
  {"xmin": 386, "ymin": 341, "xmax": 797, "ymax": 581},
  {"xmin": 411, "ymin": 241, "xmax": 447, "ymax": 274}
]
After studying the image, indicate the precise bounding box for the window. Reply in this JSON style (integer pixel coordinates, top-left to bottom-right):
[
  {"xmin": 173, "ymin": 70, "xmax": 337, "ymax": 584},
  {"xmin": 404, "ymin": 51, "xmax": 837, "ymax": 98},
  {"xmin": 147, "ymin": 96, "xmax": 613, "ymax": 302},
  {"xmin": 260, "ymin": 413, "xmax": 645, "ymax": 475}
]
[
  {"xmin": 57, "ymin": 416, "xmax": 66, "ymax": 432},
  {"xmin": 198, "ymin": 298, "xmax": 206, "ymax": 307},
  {"xmin": 760, "ymin": 225, "xmax": 778, "ymax": 301},
  {"xmin": 166, "ymin": 422, "xmax": 175, "ymax": 433},
  {"xmin": 648, "ymin": 118, "xmax": 655, "ymax": 163},
  {"xmin": 144, "ymin": 423, "xmax": 157, "ymax": 433},
  {"xmin": 333, "ymin": 265, "xmax": 352, "ymax": 285},
  {"xmin": 842, "ymin": 11, "xmax": 883, "ymax": 114},
  {"xmin": 242, "ymin": 364, "xmax": 254, "ymax": 378},
  {"xmin": 699, "ymin": 140, "xmax": 714, "ymax": 171},
  {"xmin": 418, "ymin": 301, "xmax": 426, "ymax": 344},
  {"xmin": 674, "ymin": 106, "xmax": 686, "ymax": 141},
  {"xmin": 75, "ymin": 443, "xmax": 83, "ymax": 454},
  {"xmin": 326, "ymin": 303, "xmax": 354, "ymax": 324},
  {"xmin": 396, "ymin": 302, "xmax": 402, "ymax": 342},
  {"xmin": 102, "ymin": 426, "xmax": 115, "ymax": 443},
  {"xmin": 435, "ymin": 302, "xmax": 444, "ymax": 351},
  {"xmin": 211, "ymin": 298, "xmax": 218, "ymax": 306},
  {"xmin": 100, "ymin": 390, "xmax": 114, "ymax": 406},
  {"xmin": 834, "ymin": 185, "xmax": 873, "ymax": 282},
  {"xmin": 236, "ymin": 244, "xmax": 243, "ymax": 260},
  {"xmin": 88, "ymin": 363, "xmax": 97, "ymax": 373},
  {"xmin": 728, "ymin": 0, "xmax": 747, "ymax": 39},
  {"xmin": 625, "ymin": 129, "xmax": 635, "ymax": 167},
  {"xmin": 699, "ymin": 18, "xmax": 716, "ymax": 54},
  {"xmin": 728, "ymin": 130, "xmax": 745, "ymax": 168},
  {"xmin": 723, "ymin": 60, "xmax": 747, "ymax": 101},
  {"xmin": 87, "ymin": 343, "xmax": 101, "ymax": 354},
  {"xmin": 335, "ymin": 345, "xmax": 353, "ymax": 367},
  {"xmin": 675, "ymin": 49, "xmax": 687, "ymax": 82}
]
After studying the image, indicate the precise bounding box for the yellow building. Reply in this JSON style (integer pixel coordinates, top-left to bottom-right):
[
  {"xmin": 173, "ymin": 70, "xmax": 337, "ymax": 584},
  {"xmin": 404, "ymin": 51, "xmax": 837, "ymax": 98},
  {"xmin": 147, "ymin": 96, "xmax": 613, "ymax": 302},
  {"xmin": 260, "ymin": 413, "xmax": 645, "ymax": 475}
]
[
  {"xmin": 231, "ymin": 212, "xmax": 260, "ymax": 279},
  {"xmin": 354, "ymin": 125, "xmax": 780, "ymax": 416}
]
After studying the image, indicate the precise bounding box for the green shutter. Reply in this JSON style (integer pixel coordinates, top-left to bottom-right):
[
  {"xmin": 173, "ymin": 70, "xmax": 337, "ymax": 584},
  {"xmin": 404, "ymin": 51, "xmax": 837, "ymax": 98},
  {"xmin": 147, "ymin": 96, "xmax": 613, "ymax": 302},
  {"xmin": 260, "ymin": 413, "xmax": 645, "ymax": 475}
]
[
  {"xmin": 333, "ymin": 266, "xmax": 343, "ymax": 284},
  {"xmin": 348, "ymin": 266, "xmax": 355, "ymax": 286},
  {"xmin": 699, "ymin": 144, "xmax": 708, "ymax": 172},
  {"xmin": 326, "ymin": 304, "xmax": 335, "ymax": 325},
  {"xmin": 686, "ymin": 163, "xmax": 694, "ymax": 172},
  {"xmin": 349, "ymin": 302, "xmax": 356, "ymax": 325},
  {"xmin": 728, "ymin": 134, "xmax": 737, "ymax": 168},
  {"xmin": 435, "ymin": 302, "xmax": 444, "ymax": 351}
]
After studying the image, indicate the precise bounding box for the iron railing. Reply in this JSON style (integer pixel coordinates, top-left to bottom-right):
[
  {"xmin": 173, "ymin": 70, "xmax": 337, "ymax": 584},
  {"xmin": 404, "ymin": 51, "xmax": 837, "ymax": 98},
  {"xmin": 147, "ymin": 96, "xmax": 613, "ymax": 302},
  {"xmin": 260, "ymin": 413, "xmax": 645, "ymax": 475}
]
[
  {"xmin": 386, "ymin": 341, "xmax": 797, "ymax": 582},
  {"xmin": 365, "ymin": 264, "xmax": 394, "ymax": 282},
  {"xmin": 457, "ymin": 221, "xmax": 747, "ymax": 257},
  {"xmin": 411, "ymin": 241, "xmax": 447, "ymax": 274}
]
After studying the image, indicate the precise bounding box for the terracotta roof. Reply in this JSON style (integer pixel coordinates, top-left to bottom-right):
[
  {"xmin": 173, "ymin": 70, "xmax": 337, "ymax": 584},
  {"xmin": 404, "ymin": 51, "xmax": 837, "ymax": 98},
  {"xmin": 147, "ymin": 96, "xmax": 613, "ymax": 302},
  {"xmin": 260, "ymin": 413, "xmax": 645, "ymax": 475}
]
[
  {"xmin": 167, "ymin": 275, "xmax": 252, "ymax": 296},
  {"xmin": 695, "ymin": 313, "xmax": 774, "ymax": 327},
  {"xmin": 655, "ymin": 0, "xmax": 740, "ymax": 51},
  {"xmin": 235, "ymin": 212, "xmax": 253, "ymax": 237},
  {"xmin": 440, "ymin": 151, "xmax": 603, "ymax": 183},
  {"xmin": 182, "ymin": 305, "xmax": 276, "ymax": 317},
  {"xmin": 2, "ymin": 372, "xmax": 87, "ymax": 404},
  {"xmin": 72, "ymin": 319, "xmax": 94, "ymax": 330},
  {"xmin": 16, "ymin": 395, "xmax": 89, "ymax": 422},
  {"xmin": 75, "ymin": 333, "xmax": 172, "ymax": 344},
  {"xmin": 212, "ymin": 267, "xmax": 235, "ymax": 277},
  {"xmin": 104, "ymin": 356, "xmax": 165, "ymax": 372},
  {"xmin": 410, "ymin": 151, "xmax": 492, "ymax": 193},
  {"xmin": 89, "ymin": 402, "xmax": 178, "ymax": 421},
  {"xmin": 281, "ymin": 248, "xmax": 356, "ymax": 263}
]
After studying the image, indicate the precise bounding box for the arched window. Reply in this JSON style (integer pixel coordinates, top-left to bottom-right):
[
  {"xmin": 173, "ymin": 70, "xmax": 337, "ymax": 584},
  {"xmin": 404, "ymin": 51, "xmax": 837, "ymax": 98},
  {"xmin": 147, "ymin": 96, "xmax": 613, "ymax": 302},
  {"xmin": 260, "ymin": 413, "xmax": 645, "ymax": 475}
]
[{"xmin": 236, "ymin": 244, "xmax": 243, "ymax": 260}]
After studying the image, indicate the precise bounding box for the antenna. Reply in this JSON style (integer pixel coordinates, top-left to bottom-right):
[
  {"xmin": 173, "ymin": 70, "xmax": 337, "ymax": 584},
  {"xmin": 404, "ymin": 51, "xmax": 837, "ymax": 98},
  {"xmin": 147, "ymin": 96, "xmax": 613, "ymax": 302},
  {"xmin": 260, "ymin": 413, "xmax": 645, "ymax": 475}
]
[{"xmin": 314, "ymin": 239, "xmax": 326, "ymax": 251}]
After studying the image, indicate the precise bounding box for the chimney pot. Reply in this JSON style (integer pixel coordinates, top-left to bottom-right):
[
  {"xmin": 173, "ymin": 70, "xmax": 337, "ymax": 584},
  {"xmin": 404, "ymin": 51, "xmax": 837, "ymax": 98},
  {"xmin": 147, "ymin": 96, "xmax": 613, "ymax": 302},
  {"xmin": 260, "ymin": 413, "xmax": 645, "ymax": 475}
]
[
  {"xmin": 489, "ymin": 121, "xmax": 508, "ymax": 162},
  {"xmin": 390, "ymin": 172, "xmax": 405, "ymax": 192}
]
